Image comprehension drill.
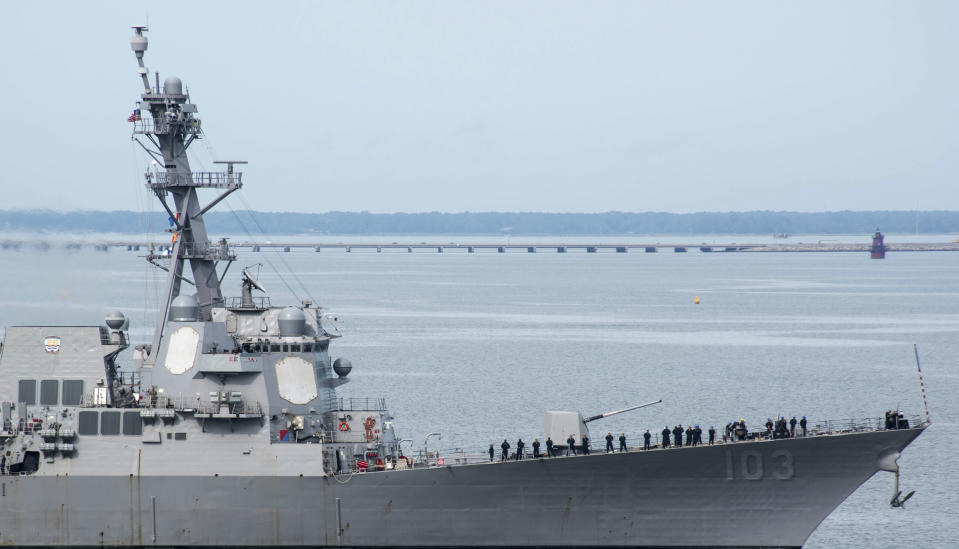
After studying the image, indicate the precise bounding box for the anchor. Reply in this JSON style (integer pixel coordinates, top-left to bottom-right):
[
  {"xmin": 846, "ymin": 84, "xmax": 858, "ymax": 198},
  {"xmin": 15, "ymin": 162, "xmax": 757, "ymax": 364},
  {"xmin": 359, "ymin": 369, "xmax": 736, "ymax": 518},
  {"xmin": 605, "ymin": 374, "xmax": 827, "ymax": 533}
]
[
  {"xmin": 878, "ymin": 449, "xmax": 915, "ymax": 508},
  {"xmin": 890, "ymin": 468, "xmax": 916, "ymax": 508}
]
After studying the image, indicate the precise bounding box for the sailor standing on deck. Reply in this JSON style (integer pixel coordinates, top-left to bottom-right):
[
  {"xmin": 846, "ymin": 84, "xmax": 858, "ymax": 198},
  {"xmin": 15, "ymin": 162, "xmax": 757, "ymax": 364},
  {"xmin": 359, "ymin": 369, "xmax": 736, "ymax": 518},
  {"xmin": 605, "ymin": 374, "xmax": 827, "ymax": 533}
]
[
  {"xmin": 800, "ymin": 416, "xmax": 807, "ymax": 437},
  {"xmin": 489, "ymin": 444, "xmax": 494, "ymax": 462},
  {"xmin": 581, "ymin": 434, "xmax": 591, "ymax": 455},
  {"xmin": 643, "ymin": 430, "xmax": 651, "ymax": 450},
  {"xmin": 619, "ymin": 433, "xmax": 627, "ymax": 452},
  {"xmin": 708, "ymin": 426, "xmax": 716, "ymax": 445},
  {"xmin": 606, "ymin": 432, "xmax": 614, "ymax": 453},
  {"xmin": 501, "ymin": 439, "xmax": 510, "ymax": 462},
  {"xmin": 546, "ymin": 436, "xmax": 554, "ymax": 457},
  {"xmin": 685, "ymin": 425, "xmax": 693, "ymax": 446},
  {"xmin": 790, "ymin": 416, "xmax": 798, "ymax": 437},
  {"xmin": 673, "ymin": 425, "xmax": 683, "ymax": 447},
  {"xmin": 516, "ymin": 438, "xmax": 525, "ymax": 460},
  {"xmin": 662, "ymin": 426, "xmax": 671, "ymax": 448},
  {"xmin": 532, "ymin": 438, "xmax": 541, "ymax": 458},
  {"xmin": 567, "ymin": 434, "xmax": 576, "ymax": 456}
]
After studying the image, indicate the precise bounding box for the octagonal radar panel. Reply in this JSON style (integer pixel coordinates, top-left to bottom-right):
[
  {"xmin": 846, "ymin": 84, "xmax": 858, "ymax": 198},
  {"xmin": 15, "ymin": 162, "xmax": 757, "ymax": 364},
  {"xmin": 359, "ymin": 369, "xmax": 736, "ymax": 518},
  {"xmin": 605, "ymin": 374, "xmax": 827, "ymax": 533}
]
[
  {"xmin": 275, "ymin": 357, "xmax": 318, "ymax": 405},
  {"xmin": 164, "ymin": 327, "xmax": 200, "ymax": 375}
]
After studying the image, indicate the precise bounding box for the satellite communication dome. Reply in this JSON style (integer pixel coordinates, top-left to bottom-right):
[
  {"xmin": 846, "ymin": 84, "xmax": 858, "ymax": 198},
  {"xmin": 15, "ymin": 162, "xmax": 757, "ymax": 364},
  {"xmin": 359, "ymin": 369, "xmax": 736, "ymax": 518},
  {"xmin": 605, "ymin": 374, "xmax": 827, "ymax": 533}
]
[
  {"xmin": 163, "ymin": 76, "xmax": 183, "ymax": 95},
  {"xmin": 105, "ymin": 311, "xmax": 127, "ymax": 330},
  {"xmin": 170, "ymin": 295, "xmax": 199, "ymax": 322},
  {"xmin": 130, "ymin": 34, "xmax": 147, "ymax": 54},
  {"xmin": 333, "ymin": 358, "xmax": 352, "ymax": 378},
  {"xmin": 278, "ymin": 307, "xmax": 307, "ymax": 337}
]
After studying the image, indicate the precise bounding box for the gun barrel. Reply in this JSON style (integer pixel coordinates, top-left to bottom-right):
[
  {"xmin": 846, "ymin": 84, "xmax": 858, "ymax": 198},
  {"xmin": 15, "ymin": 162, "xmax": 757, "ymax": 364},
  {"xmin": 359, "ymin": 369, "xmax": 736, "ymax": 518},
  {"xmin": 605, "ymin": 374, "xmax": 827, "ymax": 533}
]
[{"xmin": 583, "ymin": 399, "xmax": 662, "ymax": 423}]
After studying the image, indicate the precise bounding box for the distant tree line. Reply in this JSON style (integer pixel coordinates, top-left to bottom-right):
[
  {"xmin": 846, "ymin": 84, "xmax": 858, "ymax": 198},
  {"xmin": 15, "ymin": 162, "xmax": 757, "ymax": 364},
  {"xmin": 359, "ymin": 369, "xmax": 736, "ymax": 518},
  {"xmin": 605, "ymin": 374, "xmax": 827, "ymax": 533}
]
[{"xmin": 0, "ymin": 209, "xmax": 956, "ymax": 235}]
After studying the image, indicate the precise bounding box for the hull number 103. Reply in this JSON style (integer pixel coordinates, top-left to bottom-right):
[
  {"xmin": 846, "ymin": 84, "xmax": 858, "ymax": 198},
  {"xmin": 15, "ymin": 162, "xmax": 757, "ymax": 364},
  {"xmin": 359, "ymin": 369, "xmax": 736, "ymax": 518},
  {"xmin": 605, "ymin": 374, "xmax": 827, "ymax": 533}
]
[{"xmin": 725, "ymin": 449, "xmax": 794, "ymax": 480}]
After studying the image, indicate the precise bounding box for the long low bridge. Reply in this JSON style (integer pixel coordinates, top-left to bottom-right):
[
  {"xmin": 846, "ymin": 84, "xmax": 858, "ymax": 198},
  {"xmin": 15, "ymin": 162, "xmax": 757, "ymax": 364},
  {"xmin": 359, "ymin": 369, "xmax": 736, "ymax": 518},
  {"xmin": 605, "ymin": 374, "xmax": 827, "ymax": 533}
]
[{"xmin": 9, "ymin": 240, "xmax": 959, "ymax": 253}]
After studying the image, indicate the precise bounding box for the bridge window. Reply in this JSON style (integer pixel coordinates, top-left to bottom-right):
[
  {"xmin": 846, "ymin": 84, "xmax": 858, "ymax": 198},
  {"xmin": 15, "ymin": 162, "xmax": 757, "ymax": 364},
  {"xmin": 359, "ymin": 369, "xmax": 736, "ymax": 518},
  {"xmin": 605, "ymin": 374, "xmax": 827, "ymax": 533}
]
[
  {"xmin": 100, "ymin": 411, "xmax": 121, "ymax": 435},
  {"xmin": 270, "ymin": 344, "xmax": 280, "ymax": 353},
  {"xmin": 77, "ymin": 411, "xmax": 98, "ymax": 435},
  {"xmin": 62, "ymin": 380, "xmax": 83, "ymax": 406},
  {"xmin": 303, "ymin": 343, "xmax": 312, "ymax": 352},
  {"xmin": 290, "ymin": 343, "xmax": 301, "ymax": 352},
  {"xmin": 18, "ymin": 380, "xmax": 36, "ymax": 405},
  {"xmin": 122, "ymin": 411, "xmax": 142, "ymax": 435},
  {"xmin": 40, "ymin": 380, "xmax": 59, "ymax": 405}
]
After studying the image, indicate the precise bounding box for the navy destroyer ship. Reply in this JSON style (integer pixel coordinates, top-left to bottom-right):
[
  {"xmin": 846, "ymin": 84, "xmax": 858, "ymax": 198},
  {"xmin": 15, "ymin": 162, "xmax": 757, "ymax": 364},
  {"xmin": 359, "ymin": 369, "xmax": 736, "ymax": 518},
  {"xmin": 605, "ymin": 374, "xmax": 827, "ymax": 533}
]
[{"xmin": 0, "ymin": 28, "xmax": 927, "ymax": 548}]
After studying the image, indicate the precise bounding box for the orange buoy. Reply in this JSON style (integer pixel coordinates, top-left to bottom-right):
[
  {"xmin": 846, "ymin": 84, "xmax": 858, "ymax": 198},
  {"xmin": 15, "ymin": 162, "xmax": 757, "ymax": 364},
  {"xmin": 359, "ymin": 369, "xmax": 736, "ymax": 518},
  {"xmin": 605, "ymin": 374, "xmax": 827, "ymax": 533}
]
[{"xmin": 694, "ymin": 296, "xmax": 700, "ymax": 305}]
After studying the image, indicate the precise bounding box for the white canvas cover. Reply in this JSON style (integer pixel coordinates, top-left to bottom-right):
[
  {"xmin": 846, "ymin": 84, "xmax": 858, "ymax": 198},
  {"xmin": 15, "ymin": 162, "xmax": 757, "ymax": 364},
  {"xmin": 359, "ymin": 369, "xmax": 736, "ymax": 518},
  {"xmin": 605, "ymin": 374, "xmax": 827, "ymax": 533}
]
[
  {"xmin": 275, "ymin": 357, "xmax": 318, "ymax": 404},
  {"xmin": 164, "ymin": 327, "xmax": 199, "ymax": 375}
]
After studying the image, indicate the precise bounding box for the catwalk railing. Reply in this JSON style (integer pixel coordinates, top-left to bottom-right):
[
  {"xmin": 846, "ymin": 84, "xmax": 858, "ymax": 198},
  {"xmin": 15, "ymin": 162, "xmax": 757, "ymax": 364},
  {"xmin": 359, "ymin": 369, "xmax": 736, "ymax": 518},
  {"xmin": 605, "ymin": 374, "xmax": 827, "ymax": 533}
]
[{"xmin": 405, "ymin": 414, "xmax": 926, "ymax": 468}]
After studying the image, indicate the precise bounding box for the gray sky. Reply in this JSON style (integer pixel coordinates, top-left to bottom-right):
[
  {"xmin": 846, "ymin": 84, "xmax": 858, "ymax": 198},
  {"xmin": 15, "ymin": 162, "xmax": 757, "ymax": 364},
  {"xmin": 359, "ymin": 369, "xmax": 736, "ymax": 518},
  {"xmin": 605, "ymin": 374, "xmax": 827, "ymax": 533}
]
[{"xmin": 2, "ymin": 1, "xmax": 957, "ymax": 213}]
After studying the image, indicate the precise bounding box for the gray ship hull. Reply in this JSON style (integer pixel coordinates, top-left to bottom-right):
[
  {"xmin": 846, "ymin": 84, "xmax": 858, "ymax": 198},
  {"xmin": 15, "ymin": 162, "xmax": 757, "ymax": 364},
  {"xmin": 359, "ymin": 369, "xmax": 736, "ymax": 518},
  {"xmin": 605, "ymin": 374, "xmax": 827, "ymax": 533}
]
[{"xmin": 0, "ymin": 426, "xmax": 922, "ymax": 548}]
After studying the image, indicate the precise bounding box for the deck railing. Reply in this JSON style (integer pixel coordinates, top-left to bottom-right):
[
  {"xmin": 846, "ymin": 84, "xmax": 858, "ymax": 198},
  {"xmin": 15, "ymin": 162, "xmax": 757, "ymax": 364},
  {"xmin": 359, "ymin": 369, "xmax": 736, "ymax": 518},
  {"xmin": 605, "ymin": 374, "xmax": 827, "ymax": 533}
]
[
  {"xmin": 333, "ymin": 397, "xmax": 388, "ymax": 411},
  {"xmin": 394, "ymin": 415, "xmax": 928, "ymax": 470}
]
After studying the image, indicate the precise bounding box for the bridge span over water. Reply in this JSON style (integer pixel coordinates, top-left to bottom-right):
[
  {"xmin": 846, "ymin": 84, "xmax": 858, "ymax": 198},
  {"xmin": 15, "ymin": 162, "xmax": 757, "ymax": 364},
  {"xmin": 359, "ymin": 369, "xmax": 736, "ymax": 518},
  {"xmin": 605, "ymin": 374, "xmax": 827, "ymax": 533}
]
[{"xmin": 12, "ymin": 240, "xmax": 956, "ymax": 254}]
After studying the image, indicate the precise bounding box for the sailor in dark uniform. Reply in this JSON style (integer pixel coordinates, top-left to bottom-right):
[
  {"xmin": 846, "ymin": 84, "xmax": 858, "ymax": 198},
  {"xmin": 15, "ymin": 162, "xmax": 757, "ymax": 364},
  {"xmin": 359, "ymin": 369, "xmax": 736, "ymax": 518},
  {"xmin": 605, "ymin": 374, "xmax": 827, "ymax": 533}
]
[
  {"xmin": 673, "ymin": 425, "xmax": 683, "ymax": 447},
  {"xmin": 790, "ymin": 416, "xmax": 797, "ymax": 437},
  {"xmin": 532, "ymin": 438, "xmax": 541, "ymax": 458},
  {"xmin": 685, "ymin": 425, "xmax": 692, "ymax": 446},
  {"xmin": 800, "ymin": 416, "xmax": 807, "ymax": 436},
  {"xmin": 581, "ymin": 434, "xmax": 590, "ymax": 455},
  {"xmin": 643, "ymin": 430, "xmax": 651, "ymax": 450},
  {"xmin": 516, "ymin": 438, "xmax": 525, "ymax": 460},
  {"xmin": 605, "ymin": 432, "xmax": 614, "ymax": 453},
  {"xmin": 619, "ymin": 433, "xmax": 628, "ymax": 452},
  {"xmin": 708, "ymin": 426, "xmax": 716, "ymax": 445},
  {"xmin": 488, "ymin": 444, "xmax": 494, "ymax": 462},
  {"xmin": 501, "ymin": 439, "xmax": 510, "ymax": 462},
  {"xmin": 546, "ymin": 436, "xmax": 554, "ymax": 457},
  {"xmin": 662, "ymin": 426, "xmax": 671, "ymax": 448},
  {"xmin": 567, "ymin": 434, "xmax": 576, "ymax": 456}
]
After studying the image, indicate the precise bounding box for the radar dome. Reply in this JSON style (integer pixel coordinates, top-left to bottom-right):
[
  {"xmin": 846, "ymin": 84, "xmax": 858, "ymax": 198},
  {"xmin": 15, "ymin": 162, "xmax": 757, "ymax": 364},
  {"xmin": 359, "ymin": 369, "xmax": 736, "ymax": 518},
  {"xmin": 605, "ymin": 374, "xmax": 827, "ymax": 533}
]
[
  {"xmin": 105, "ymin": 311, "xmax": 127, "ymax": 330},
  {"xmin": 278, "ymin": 307, "xmax": 307, "ymax": 337},
  {"xmin": 170, "ymin": 295, "xmax": 199, "ymax": 322},
  {"xmin": 130, "ymin": 34, "xmax": 148, "ymax": 54},
  {"xmin": 163, "ymin": 76, "xmax": 183, "ymax": 95},
  {"xmin": 333, "ymin": 358, "xmax": 352, "ymax": 378}
]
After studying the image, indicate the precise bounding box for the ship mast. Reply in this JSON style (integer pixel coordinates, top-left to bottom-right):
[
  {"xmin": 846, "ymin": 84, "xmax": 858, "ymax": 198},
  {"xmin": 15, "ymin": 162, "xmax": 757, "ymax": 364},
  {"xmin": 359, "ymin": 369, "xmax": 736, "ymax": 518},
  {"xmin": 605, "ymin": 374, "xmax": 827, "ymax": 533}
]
[{"xmin": 129, "ymin": 26, "xmax": 242, "ymax": 363}]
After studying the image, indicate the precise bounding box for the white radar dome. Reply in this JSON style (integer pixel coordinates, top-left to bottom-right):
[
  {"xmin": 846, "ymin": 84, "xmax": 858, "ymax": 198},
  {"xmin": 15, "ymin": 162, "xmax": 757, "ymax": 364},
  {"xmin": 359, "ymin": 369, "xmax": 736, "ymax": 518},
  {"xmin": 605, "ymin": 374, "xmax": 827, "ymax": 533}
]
[
  {"xmin": 278, "ymin": 307, "xmax": 307, "ymax": 337},
  {"xmin": 163, "ymin": 76, "xmax": 183, "ymax": 95},
  {"xmin": 105, "ymin": 311, "xmax": 127, "ymax": 330},
  {"xmin": 170, "ymin": 295, "xmax": 199, "ymax": 322}
]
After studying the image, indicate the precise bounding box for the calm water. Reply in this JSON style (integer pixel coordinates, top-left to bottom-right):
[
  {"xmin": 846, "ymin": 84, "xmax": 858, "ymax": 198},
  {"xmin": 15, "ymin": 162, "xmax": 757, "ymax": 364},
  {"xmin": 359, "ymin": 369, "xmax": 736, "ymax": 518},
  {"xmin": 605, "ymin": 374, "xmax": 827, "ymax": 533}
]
[{"xmin": 1, "ymin": 241, "xmax": 956, "ymax": 548}]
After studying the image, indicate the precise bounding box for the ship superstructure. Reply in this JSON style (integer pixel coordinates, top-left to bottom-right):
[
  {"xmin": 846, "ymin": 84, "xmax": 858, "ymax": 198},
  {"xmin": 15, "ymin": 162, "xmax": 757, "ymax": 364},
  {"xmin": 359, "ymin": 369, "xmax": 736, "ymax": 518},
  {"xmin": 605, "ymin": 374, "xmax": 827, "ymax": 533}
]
[{"xmin": 0, "ymin": 27, "xmax": 927, "ymax": 549}]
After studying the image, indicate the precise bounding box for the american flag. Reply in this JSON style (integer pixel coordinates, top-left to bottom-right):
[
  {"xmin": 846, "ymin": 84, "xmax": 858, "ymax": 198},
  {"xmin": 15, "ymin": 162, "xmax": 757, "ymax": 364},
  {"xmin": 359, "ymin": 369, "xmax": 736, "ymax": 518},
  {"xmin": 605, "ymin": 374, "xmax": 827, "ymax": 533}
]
[{"xmin": 126, "ymin": 108, "xmax": 141, "ymax": 122}]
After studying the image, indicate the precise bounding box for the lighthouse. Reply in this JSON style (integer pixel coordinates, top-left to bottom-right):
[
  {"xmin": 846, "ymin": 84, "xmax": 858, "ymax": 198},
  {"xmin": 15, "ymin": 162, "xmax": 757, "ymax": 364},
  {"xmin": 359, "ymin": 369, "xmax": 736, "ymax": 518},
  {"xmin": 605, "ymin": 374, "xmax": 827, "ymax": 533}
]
[{"xmin": 871, "ymin": 229, "xmax": 885, "ymax": 259}]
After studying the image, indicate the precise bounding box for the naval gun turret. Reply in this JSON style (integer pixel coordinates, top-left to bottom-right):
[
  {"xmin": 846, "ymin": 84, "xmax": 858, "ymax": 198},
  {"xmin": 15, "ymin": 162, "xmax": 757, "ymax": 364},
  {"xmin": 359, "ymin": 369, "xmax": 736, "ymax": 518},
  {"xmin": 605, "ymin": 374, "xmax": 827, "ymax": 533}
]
[{"xmin": 544, "ymin": 400, "xmax": 661, "ymax": 450}]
